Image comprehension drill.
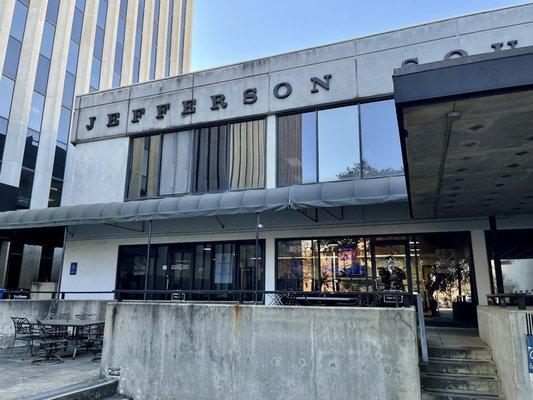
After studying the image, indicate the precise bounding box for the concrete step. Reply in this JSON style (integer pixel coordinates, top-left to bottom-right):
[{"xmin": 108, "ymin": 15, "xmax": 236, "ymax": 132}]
[
  {"xmin": 423, "ymin": 388, "xmax": 503, "ymax": 399},
  {"xmin": 428, "ymin": 346, "xmax": 493, "ymax": 361},
  {"xmin": 421, "ymin": 373, "xmax": 502, "ymax": 395},
  {"xmin": 421, "ymin": 358, "xmax": 498, "ymax": 376},
  {"xmin": 24, "ymin": 379, "xmax": 119, "ymax": 400}
]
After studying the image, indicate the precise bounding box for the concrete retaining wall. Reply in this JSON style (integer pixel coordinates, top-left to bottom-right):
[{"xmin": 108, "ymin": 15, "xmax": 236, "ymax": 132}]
[
  {"xmin": 477, "ymin": 306, "xmax": 533, "ymax": 400},
  {"xmin": 101, "ymin": 302, "xmax": 420, "ymax": 400},
  {"xmin": 0, "ymin": 300, "xmax": 109, "ymax": 349}
]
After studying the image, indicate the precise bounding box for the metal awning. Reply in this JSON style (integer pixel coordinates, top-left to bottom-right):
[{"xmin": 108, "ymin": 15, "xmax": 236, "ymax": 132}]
[
  {"xmin": 394, "ymin": 46, "xmax": 533, "ymax": 219},
  {"xmin": 0, "ymin": 177, "xmax": 406, "ymax": 229}
]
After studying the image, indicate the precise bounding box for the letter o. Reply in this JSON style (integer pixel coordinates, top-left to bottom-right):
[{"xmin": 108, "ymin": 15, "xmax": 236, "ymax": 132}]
[
  {"xmin": 273, "ymin": 82, "xmax": 292, "ymax": 99},
  {"xmin": 444, "ymin": 49, "xmax": 468, "ymax": 60}
]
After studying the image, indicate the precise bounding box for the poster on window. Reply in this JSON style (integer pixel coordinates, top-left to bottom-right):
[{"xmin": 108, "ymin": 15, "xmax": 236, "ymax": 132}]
[
  {"xmin": 133, "ymin": 256, "xmax": 146, "ymax": 276},
  {"xmin": 340, "ymin": 246, "xmax": 365, "ymax": 277},
  {"xmin": 527, "ymin": 335, "xmax": 533, "ymax": 374},
  {"xmin": 214, "ymin": 252, "xmax": 233, "ymax": 284}
]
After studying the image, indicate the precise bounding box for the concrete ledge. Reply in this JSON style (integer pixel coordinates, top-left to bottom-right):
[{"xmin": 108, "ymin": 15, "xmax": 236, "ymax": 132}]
[
  {"xmin": 101, "ymin": 302, "xmax": 420, "ymax": 400},
  {"xmin": 477, "ymin": 306, "xmax": 533, "ymax": 400}
]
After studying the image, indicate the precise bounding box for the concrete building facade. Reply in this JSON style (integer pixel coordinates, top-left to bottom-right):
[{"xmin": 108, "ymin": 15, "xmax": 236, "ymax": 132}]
[
  {"xmin": 0, "ymin": 0, "xmax": 193, "ymax": 289},
  {"xmin": 1, "ymin": 4, "xmax": 533, "ymax": 330}
]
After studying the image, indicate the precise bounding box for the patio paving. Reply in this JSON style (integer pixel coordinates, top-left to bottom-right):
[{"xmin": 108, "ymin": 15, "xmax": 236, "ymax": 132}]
[{"xmin": 0, "ymin": 347, "xmax": 100, "ymax": 400}]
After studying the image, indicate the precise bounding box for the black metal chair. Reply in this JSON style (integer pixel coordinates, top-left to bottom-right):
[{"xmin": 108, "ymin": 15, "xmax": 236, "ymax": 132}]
[
  {"xmin": 73, "ymin": 323, "xmax": 104, "ymax": 360},
  {"xmin": 32, "ymin": 320, "xmax": 69, "ymax": 363},
  {"xmin": 46, "ymin": 312, "xmax": 69, "ymax": 320},
  {"xmin": 8, "ymin": 317, "xmax": 40, "ymax": 359},
  {"xmin": 75, "ymin": 313, "xmax": 95, "ymax": 320}
]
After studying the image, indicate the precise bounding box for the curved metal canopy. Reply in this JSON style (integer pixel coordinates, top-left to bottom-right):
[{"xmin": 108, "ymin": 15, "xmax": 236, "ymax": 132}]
[{"xmin": 0, "ymin": 177, "xmax": 406, "ymax": 229}]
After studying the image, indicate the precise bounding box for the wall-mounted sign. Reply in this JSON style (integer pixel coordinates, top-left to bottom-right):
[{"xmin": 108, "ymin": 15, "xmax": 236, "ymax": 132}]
[
  {"xmin": 70, "ymin": 262, "xmax": 78, "ymax": 275},
  {"xmin": 84, "ymin": 74, "xmax": 334, "ymax": 131},
  {"xmin": 133, "ymin": 256, "xmax": 146, "ymax": 276}
]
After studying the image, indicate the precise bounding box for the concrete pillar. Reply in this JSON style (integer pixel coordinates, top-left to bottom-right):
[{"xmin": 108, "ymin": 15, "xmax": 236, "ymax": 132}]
[
  {"xmin": 181, "ymin": 0, "xmax": 193, "ymax": 73},
  {"xmin": 264, "ymin": 237, "xmax": 276, "ymax": 305},
  {"xmin": 19, "ymin": 245, "xmax": 41, "ymax": 289},
  {"xmin": 155, "ymin": 0, "xmax": 168, "ymax": 79},
  {"xmin": 265, "ymin": 115, "xmax": 276, "ymax": 189},
  {"xmin": 120, "ymin": 0, "xmax": 138, "ymax": 85},
  {"xmin": 0, "ymin": 242, "xmax": 10, "ymax": 288},
  {"xmin": 0, "ymin": 0, "xmax": 16, "ymax": 75},
  {"xmin": 30, "ymin": 0, "xmax": 76, "ymax": 209},
  {"xmin": 471, "ymin": 230, "xmax": 491, "ymax": 306},
  {"xmin": 168, "ymin": 0, "xmax": 181, "ymax": 75},
  {"xmin": 139, "ymin": 0, "xmax": 154, "ymax": 82},
  {"xmin": 99, "ymin": 0, "xmax": 120, "ymax": 90},
  {"xmin": 0, "ymin": 1, "xmax": 46, "ymax": 187},
  {"xmin": 76, "ymin": 0, "xmax": 99, "ymax": 94}
]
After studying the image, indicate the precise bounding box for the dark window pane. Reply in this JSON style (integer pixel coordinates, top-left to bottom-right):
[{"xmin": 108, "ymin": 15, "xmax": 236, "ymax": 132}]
[
  {"xmin": 0, "ymin": 76, "xmax": 15, "ymax": 119},
  {"xmin": 120, "ymin": 0, "xmax": 128, "ymax": 16},
  {"xmin": 213, "ymin": 243, "xmax": 235, "ymax": 290},
  {"xmin": 277, "ymin": 239, "xmax": 319, "ymax": 291},
  {"xmin": 97, "ymin": 0, "xmax": 108, "ymax": 29},
  {"xmin": 229, "ymin": 119, "xmax": 265, "ymax": 189},
  {"xmin": 48, "ymin": 177, "xmax": 63, "ymax": 207},
  {"xmin": 34, "ymin": 55, "xmax": 51, "ymax": 95},
  {"xmin": 134, "ymin": 31, "xmax": 142, "ymax": 57},
  {"xmin": 52, "ymin": 143, "xmax": 67, "ymax": 178},
  {"xmin": 40, "ymin": 22, "xmax": 55, "ymax": 59},
  {"xmin": 361, "ymin": 100, "xmax": 404, "ymax": 178},
  {"xmin": 90, "ymin": 57, "xmax": 101, "ymax": 90},
  {"xmin": 137, "ymin": 6, "xmax": 144, "ymax": 31},
  {"xmin": 72, "ymin": 9, "xmax": 84, "ymax": 42},
  {"xmin": 238, "ymin": 244, "xmax": 263, "ymax": 292},
  {"xmin": 154, "ymin": 0, "xmax": 160, "ymax": 22},
  {"xmin": 277, "ymin": 112, "xmax": 316, "ymax": 186},
  {"xmin": 66, "ymin": 40, "xmax": 80, "ymax": 74},
  {"xmin": 112, "ymin": 71, "xmax": 121, "ymax": 88},
  {"xmin": 0, "ymin": 117, "xmax": 8, "ymax": 164},
  {"xmin": 28, "ymin": 93, "xmax": 45, "ymax": 132},
  {"xmin": 194, "ymin": 125, "xmax": 229, "ymax": 193},
  {"xmin": 45, "ymin": 0, "xmax": 60, "ymax": 25},
  {"xmin": 22, "ymin": 128, "xmax": 39, "ymax": 170},
  {"xmin": 62, "ymin": 72, "xmax": 76, "ymax": 108},
  {"xmin": 76, "ymin": 0, "xmax": 86, "ymax": 11},
  {"xmin": 114, "ymin": 43, "xmax": 124, "ymax": 72},
  {"xmin": 10, "ymin": 1, "xmax": 28, "ymax": 42},
  {"xmin": 3, "ymin": 37, "xmax": 22, "ymax": 79},
  {"xmin": 132, "ymin": 57, "xmax": 140, "ymax": 83},
  {"xmin": 94, "ymin": 27, "xmax": 105, "ymax": 58},
  {"xmin": 127, "ymin": 135, "xmax": 160, "ymax": 198},
  {"xmin": 117, "ymin": 15, "xmax": 126, "ymax": 44},
  {"xmin": 17, "ymin": 168, "xmax": 34, "ymax": 209},
  {"xmin": 318, "ymin": 105, "xmax": 359, "ymax": 181},
  {"xmin": 57, "ymin": 106, "xmax": 71, "ymax": 144}
]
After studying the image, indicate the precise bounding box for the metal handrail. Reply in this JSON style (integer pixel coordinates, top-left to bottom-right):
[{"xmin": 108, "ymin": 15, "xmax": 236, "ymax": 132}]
[{"xmin": 487, "ymin": 293, "xmax": 532, "ymax": 310}]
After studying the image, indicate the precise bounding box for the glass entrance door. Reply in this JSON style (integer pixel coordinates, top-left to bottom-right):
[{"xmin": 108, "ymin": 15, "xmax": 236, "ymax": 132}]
[
  {"xmin": 166, "ymin": 245, "xmax": 194, "ymax": 291},
  {"xmin": 371, "ymin": 239, "xmax": 412, "ymax": 292}
]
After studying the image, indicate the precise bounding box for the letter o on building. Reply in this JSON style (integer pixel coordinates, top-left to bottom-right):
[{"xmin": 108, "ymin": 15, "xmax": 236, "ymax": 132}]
[{"xmin": 273, "ymin": 82, "xmax": 292, "ymax": 99}]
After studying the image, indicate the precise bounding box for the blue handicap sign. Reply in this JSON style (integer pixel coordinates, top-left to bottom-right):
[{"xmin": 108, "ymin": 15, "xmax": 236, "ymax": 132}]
[
  {"xmin": 527, "ymin": 335, "xmax": 533, "ymax": 374},
  {"xmin": 70, "ymin": 262, "xmax": 78, "ymax": 275}
]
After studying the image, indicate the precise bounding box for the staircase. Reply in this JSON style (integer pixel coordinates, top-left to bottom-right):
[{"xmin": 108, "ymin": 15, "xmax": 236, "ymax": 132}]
[{"xmin": 421, "ymin": 328, "xmax": 504, "ymax": 399}]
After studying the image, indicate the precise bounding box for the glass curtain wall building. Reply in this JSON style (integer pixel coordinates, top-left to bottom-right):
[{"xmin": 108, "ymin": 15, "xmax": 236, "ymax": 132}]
[{"xmin": 0, "ymin": 0, "xmax": 194, "ymax": 289}]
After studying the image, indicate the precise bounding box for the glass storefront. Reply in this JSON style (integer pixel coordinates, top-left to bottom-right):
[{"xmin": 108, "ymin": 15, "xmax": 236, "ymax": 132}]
[{"xmin": 116, "ymin": 240, "xmax": 264, "ymax": 300}]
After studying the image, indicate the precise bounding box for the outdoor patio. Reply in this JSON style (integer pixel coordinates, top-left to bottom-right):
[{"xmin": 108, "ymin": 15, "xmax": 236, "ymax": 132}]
[{"xmin": 0, "ymin": 347, "xmax": 100, "ymax": 399}]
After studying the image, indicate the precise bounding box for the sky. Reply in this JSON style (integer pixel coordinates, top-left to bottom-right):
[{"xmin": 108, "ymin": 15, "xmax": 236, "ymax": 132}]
[{"xmin": 190, "ymin": 0, "xmax": 528, "ymax": 71}]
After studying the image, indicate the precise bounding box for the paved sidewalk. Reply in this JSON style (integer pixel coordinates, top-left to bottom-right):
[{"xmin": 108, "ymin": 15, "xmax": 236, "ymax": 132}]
[
  {"xmin": 426, "ymin": 327, "xmax": 487, "ymax": 348},
  {"xmin": 0, "ymin": 347, "xmax": 100, "ymax": 400}
]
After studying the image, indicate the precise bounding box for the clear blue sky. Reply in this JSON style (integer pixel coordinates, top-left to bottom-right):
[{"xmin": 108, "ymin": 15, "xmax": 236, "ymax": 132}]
[{"xmin": 190, "ymin": 0, "xmax": 528, "ymax": 71}]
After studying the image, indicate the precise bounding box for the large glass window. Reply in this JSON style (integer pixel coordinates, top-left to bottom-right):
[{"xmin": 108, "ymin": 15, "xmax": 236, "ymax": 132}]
[
  {"xmin": 149, "ymin": 0, "xmax": 160, "ymax": 80},
  {"xmin": 360, "ymin": 99, "xmax": 404, "ymax": 177},
  {"xmin": 0, "ymin": 77, "xmax": 15, "ymax": 119},
  {"xmin": 194, "ymin": 125, "xmax": 228, "ymax": 193},
  {"xmin": 132, "ymin": 0, "xmax": 145, "ymax": 83},
  {"xmin": 89, "ymin": 0, "xmax": 108, "ymax": 92},
  {"xmin": 229, "ymin": 119, "xmax": 265, "ymax": 190},
  {"xmin": 165, "ymin": 0, "xmax": 174, "ymax": 76},
  {"xmin": 112, "ymin": 0, "xmax": 128, "ymax": 88},
  {"xmin": 127, "ymin": 135, "xmax": 161, "ymax": 199},
  {"xmin": 277, "ymin": 101, "xmax": 403, "ymax": 186},
  {"xmin": 159, "ymin": 130, "xmax": 192, "ymax": 195},
  {"xmin": 277, "ymin": 240, "xmax": 319, "ymax": 291}
]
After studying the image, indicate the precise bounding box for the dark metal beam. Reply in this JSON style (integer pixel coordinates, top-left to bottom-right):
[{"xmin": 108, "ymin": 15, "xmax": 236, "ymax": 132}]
[
  {"xmin": 321, "ymin": 207, "xmax": 344, "ymax": 221},
  {"xmin": 297, "ymin": 208, "xmax": 318, "ymax": 223}
]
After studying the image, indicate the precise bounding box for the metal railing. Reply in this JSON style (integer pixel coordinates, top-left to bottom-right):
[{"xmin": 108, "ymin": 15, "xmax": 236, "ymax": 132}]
[
  {"xmin": 487, "ymin": 293, "xmax": 533, "ymax": 310},
  {"xmin": 0, "ymin": 289, "xmax": 415, "ymax": 307}
]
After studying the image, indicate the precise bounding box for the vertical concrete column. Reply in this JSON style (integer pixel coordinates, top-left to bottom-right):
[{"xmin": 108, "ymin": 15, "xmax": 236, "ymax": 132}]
[
  {"xmin": 168, "ymin": 0, "xmax": 181, "ymax": 75},
  {"xmin": 0, "ymin": 0, "xmax": 16, "ymax": 74},
  {"xmin": 99, "ymin": 0, "xmax": 120, "ymax": 90},
  {"xmin": 139, "ymin": 0, "xmax": 154, "ymax": 82},
  {"xmin": 120, "ymin": 0, "xmax": 138, "ymax": 85},
  {"xmin": 265, "ymin": 115, "xmax": 276, "ymax": 189},
  {"xmin": 155, "ymin": 0, "xmax": 169, "ymax": 79},
  {"xmin": 181, "ymin": 0, "xmax": 194, "ymax": 73},
  {"xmin": 75, "ymin": 0, "xmax": 99, "ymax": 94},
  {"xmin": 471, "ymin": 230, "xmax": 491, "ymax": 306},
  {"xmin": 264, "ymin": 237, "xmax": 276, "ymax": 305},
  {"xmin": 30, "ymin": 0, "xmax": 76, "ymax": 209},
  {"xmin": 0, "ymin": 2, "xmax": 46, "ymax": 187}
]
